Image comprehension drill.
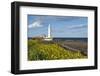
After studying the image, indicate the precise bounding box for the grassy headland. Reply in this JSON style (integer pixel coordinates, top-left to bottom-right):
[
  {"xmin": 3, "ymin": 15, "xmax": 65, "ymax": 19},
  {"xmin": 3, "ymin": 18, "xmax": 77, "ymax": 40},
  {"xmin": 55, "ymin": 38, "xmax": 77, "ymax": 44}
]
[{"xmin": 28, "ymin": 39, "xmax": 87, "ymax": 61}]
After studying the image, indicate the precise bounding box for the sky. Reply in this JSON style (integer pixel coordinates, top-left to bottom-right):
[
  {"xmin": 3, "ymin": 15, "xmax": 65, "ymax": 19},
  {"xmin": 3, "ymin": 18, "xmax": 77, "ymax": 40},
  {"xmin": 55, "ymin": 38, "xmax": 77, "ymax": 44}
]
[{"xmin": 28, "ymin": 15, "xmax": 88, "ymax": 38}]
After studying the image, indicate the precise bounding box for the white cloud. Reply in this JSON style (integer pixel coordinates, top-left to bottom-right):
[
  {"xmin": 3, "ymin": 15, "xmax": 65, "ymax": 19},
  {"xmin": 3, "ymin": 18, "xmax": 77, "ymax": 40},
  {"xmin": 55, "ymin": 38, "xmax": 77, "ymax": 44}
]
[
  {"xmin": 28, "ymin": 21, "xmax": 43, "ymax": 28},
  {"xmin": 67, "ymin": 24, "xmax": 87, "ymax": 29}
]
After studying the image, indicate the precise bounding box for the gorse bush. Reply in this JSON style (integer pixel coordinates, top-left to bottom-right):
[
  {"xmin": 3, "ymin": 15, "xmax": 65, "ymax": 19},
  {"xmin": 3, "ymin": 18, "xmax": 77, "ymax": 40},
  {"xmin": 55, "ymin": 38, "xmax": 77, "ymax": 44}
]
[{"xmin": 28, "ymin": 39, "xmax": 87, "ymax": 60}]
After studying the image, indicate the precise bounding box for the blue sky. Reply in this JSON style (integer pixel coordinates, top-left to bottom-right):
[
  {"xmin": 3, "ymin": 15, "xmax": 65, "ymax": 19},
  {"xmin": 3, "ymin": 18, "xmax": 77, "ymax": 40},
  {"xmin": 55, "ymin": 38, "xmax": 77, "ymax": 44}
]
[{"xmin": 28, "ymin": 15, "xmax": 88, "ymax": 38}]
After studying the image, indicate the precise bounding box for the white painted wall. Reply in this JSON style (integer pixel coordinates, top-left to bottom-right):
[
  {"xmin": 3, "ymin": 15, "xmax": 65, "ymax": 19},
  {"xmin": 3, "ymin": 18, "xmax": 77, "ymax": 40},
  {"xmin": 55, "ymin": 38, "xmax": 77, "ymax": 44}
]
[{"xmin": 0, "ymin": 0, "xmax": 99, "ymax": 76}]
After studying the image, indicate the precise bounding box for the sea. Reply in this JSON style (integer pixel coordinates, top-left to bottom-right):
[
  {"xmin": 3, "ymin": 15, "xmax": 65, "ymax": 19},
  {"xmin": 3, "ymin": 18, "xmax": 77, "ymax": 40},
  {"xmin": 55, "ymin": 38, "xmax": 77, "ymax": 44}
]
[{"xmin": 53, "ymin": 38, "xmax": 87, "ymax": 42}]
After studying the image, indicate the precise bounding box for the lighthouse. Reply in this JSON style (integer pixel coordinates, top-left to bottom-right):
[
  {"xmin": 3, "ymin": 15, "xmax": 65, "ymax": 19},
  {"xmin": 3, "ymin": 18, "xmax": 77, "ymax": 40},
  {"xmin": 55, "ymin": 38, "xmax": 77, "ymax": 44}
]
[
  {"xmin": 44, "ymin": 24, "xmax": 53, "ymax": 41},
  {"xmin": 48, "ymin": 24, "xmax": 51, "ymax": 38}
]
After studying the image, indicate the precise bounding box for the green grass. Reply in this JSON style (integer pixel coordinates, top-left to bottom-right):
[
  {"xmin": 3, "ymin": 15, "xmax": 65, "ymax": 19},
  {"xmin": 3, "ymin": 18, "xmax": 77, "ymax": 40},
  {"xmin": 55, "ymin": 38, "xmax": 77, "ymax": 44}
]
[{"xmin": 28, "ymin": 39, "xmax": 87, "ymax": 61}]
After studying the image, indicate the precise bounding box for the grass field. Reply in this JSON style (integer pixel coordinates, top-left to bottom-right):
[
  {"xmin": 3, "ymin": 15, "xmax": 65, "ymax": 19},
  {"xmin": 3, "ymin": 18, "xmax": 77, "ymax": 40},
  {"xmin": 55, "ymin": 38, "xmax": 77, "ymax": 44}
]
[{"xmin": 28, "ymin": 39, "xmax": 87, "ymax": 61}]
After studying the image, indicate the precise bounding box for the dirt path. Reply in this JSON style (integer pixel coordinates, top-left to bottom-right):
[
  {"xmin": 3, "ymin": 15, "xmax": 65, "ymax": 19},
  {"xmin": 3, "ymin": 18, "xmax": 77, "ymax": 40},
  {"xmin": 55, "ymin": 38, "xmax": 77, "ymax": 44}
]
[{"xmin": 59, "ymin": 43, "xmax": 87, "ymax": 56}]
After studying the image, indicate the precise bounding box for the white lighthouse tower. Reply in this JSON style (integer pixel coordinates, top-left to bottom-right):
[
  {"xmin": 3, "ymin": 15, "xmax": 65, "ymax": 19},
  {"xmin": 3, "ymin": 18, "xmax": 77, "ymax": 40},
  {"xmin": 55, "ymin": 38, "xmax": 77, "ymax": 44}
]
[
  {"xmin": 48, "ymin": 24, "xmax": 51, "ymax": 38},
  {"xmin": 44, "ymin": 24, "xmax": 53, "ymax": 41}
]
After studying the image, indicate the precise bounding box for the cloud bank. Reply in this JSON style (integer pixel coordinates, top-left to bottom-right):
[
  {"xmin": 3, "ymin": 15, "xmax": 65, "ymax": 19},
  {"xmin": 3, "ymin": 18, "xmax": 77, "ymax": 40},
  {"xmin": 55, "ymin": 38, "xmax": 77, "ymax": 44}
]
[{"xmin": 28, "ymin": 20, "xmax": 43, "ymax": 28}]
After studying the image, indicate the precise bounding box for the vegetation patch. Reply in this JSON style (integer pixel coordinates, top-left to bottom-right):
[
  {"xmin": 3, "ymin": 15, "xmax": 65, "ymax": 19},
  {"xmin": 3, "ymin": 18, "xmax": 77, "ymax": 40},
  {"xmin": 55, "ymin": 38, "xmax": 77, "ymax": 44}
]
[{"xmin": 28, "ymin": 39, "xmax": 87, "ymax": 61}]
